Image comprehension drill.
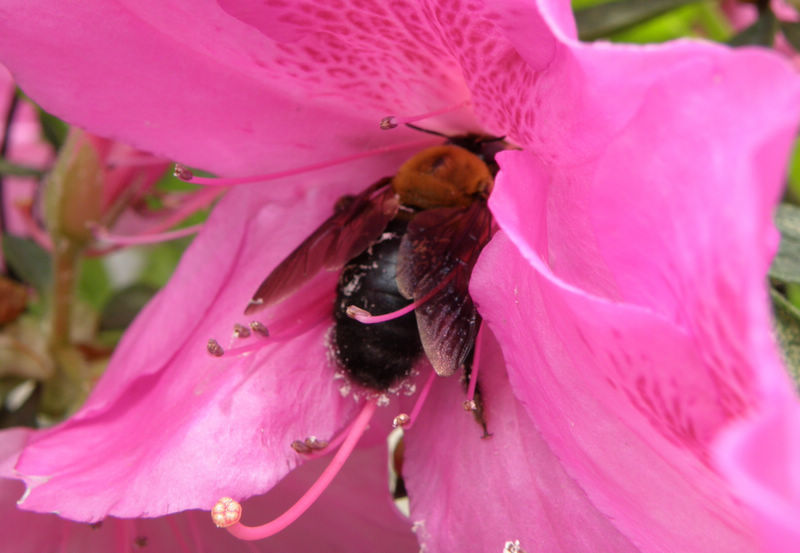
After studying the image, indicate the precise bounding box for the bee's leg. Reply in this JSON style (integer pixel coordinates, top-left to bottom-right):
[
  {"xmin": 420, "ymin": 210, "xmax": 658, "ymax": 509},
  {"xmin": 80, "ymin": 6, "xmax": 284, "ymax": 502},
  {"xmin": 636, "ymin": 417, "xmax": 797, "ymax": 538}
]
[{"xmin": 463, "ymin": 322, "xmax": 491, "ymax": 438}]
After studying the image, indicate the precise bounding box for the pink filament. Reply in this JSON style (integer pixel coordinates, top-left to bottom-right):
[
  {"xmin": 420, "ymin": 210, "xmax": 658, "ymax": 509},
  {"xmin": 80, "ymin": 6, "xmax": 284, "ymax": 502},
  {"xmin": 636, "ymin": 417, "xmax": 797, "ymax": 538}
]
[
  {"xmin": 387, "ymin": 100, "xmax": 471, "ymax": 127},
  {"xmin": 176, "ymin": 140, "xmax": 433, "ymax": 187},
  {"xmin": 226, "ymin": 399, "xmax": 378, "ymax": 541},
  {"xmin": 350, "ymin": 269, "xmax": 456, "ymax": 324},
  {"xmin": 465, "ymin": 322, "xmax": 485, "ymax": 405},
  {"xmin": 405, "ymin": 367, "xmax": 437, "ymax": 430},
  {"xmin": 93, "ymin": 223, "xmax": 203, "ymax": 246}
]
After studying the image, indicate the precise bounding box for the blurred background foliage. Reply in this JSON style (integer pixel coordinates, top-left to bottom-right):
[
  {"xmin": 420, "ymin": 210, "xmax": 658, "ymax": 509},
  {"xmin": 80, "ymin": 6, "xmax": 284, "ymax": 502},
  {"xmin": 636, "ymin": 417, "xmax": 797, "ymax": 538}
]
[{"xmin": 1, "ymin": 0, "xmax": 800, "ymax": 429}]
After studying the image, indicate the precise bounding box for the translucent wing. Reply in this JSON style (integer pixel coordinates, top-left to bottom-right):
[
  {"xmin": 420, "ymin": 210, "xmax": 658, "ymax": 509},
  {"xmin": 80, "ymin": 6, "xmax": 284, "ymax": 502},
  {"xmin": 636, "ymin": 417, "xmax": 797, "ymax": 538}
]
[
  {"xmin": 245, "ymin": 178, "xmax": 398, "ymax": 314},
  {"xmin": 396, "ymin": 201, "xmax": 492, "ymax": 376}
]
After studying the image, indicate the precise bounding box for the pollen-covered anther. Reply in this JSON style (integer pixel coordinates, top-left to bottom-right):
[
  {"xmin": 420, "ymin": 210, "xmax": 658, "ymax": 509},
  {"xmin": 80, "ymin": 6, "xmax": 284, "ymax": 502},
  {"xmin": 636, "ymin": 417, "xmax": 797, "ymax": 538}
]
[
  {"xmin": 233, "ymin": 323, "xmax": 251, "ymax": 338},
  {"xmin": 463, "ymin": 399, "xmax": 478, "ymax": 411},
  {"xmin": 392, "ymin": 413, "xmax": 410, "ymax": 428},
  {"xmin": 503, "ymin": 540, "xmax": 527, "ymax": 553},
  {"xmin": 291, "ymin": 436, "xmax": 329, "ymax": 454},
  {"xmin": 379, "ymin": 115, "xmax": 399, "ymax": 130},
  {"xmin": 211, "ymin": 497, "xmax": 242, "ymax": 528},
  {"xmin": 249, "ymin": 320, "xmax": 270, "ymax": 337},
  {"xmin": 290, "ymin": 440, "xmax": 312, "ymax": 454},
  {"xmin": 206, "ymin": 338, "xmax": 224, "ymax": 357},
  {"xmin": 173, "ymin": 163, "xmax": 194, "ymax": 181}
]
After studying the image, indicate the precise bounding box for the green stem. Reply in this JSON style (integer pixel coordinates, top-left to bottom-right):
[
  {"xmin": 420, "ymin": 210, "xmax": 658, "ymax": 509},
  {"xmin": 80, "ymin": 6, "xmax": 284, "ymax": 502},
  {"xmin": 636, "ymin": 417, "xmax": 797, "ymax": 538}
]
[
  {"xmin": 41, "ymin": 238, "xmax": 84, "ymax": 419},
  {"xmin": 50, "ymin": 238, "xmax": 80, "ymax": 350}
]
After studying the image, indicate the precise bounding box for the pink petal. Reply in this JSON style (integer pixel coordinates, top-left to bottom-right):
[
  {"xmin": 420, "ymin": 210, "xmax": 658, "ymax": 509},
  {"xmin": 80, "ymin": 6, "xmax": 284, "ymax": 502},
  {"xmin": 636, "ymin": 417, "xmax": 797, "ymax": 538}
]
[
  {"xmin": 0, "ymin": 0, "xmax": 475, "ymax": 175},
  {"xmin": 403, "ymin": 333, "xmax": 639, "ymax": 553},
  {"xmin": 2, "ymin": 426, "xmax": 416, "ymax": 552},
  {"xmin": 12, "ymin": 154, "xmax": 412, "ymax": 520},
  {"xmin": 716, "ymin": 396, "xmax": 800, "ymax": 553},
  {"xmin": 471, "ymin": 235, "xmax": 758, "ymax": 552}
]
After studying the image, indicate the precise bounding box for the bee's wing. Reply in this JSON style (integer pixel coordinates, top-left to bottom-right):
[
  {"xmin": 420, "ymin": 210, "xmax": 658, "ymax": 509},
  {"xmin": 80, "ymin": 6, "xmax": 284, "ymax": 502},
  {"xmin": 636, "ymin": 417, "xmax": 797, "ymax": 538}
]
[
  {"xmin": 396, "ymin": 201, "xmax": 492, "ymax": 376},
  {"xmin": 245, "ymin": 178, "xmax": 398, "ymax": 314}
]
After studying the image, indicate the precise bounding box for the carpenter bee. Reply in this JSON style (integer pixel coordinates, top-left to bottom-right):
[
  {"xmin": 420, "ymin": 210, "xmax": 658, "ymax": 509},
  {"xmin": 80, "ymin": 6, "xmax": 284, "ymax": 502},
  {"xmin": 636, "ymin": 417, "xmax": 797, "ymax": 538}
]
[{"xmin": 245, "ymin": 134, "xmax": 504, "ymax": 391}]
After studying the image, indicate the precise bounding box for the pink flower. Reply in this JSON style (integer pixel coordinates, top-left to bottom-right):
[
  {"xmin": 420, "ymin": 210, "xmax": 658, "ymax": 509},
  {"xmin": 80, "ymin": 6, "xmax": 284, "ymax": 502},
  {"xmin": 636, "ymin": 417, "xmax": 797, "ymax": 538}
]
[
  {"xmin": 0, "ymin": 1, "xmax": 799, "ymax": 552},
  {"xmin": 0, "ymin": 63, "xmax": 52, "ymax": 245}
]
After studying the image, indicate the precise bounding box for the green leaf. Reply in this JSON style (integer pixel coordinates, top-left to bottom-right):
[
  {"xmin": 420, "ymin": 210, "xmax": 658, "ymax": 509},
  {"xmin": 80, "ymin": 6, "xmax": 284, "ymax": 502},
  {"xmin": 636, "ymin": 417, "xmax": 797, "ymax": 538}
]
[
  {"xmin": 575, "ymin": 0, "xmax": 702, "ymax": 41},
  {"xmin": 99, "ymin": 283, "xmax": 158, "ymax": 331},
  {"xmin": 770, "ymin": 204, "xmax": 800, "ymax": 284},
  {"xmin": 36, "ymin": 109, "xmax": 68, "ymax": 151},
  {"xmin": 728, "ymin": 9, "xmax": 778, "ymax": 47},
  {"xmin": 1, "ymin": 235, "xmax": 52, "ymax": 294},
  {"xmin": 780, "ymin": 21, "xmax": 800, "ymax": 51},
  {"xmin": 77, "ymin": 257, "xmax": 112, "ymax": 311},
  {"xmin": 0, "ymin": 158, "xmax": 44, "ymax": 178},
  {"xmin": 770, "ymin": 288, "xmax": 800, "ymax": 389}
]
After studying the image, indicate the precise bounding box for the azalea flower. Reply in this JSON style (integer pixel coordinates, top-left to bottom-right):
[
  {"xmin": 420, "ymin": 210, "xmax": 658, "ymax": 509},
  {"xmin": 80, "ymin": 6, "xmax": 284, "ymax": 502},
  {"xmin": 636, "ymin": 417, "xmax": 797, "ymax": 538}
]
[
  {"xmin": 0, "ymin": 1, "xmax": 799, "ymax": 552},
  {"xmin": 0, "ymin": 63, "xmax": 52, "ymax": 252}
]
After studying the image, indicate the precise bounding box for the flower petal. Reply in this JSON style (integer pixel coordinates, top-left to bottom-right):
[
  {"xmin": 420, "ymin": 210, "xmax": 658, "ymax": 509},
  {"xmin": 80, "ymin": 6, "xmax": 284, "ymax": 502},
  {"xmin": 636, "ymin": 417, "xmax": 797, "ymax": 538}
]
[
  {"xmin": 471, "ymin": 234, "xmax": 758, "ymax": 552},
  {"xmin": 0, "ymin": 0, "xmax": 474, "ymax": 175},
  {"xmin": 2, "ymin": 426, "xmax": 416, "ymax": 552},
  {"xmin": 12, "ymin": 155, "xmax": 411, "ymax": 520},
  {"xmin": 402, "ymin": 333, "xmax": 640, "ymax": 553},
  {"xmin": 715, "ymin": 395, "xmax": 800, "ymax": 553}
]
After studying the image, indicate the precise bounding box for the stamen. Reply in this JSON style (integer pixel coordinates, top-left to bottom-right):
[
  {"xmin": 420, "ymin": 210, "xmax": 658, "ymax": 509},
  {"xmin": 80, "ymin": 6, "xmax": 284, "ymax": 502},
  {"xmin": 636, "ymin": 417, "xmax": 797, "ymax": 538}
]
[
  {"xmin": 174, "ymin": 140, "xmax": 434, "ymax": 187},
  {"xmin": 378, "ymin": 100, "xmax": 471, "ymax": 130},
  {"xmin": 404, "ymin": 368, "xmax": 436, "ymax": 431},
  {"xmin": 503, "ymin": 540, "xmax": 528, "ymax": 553},
  {"xmin": 173, "ymin": 163, "xmax": 194, "ymax": 180},
  {"xmin": 347, "ymin": 270, "xmax": 456, "ymax": 324},
  {"xmin": 249, "ymin": 321, "xmax": 269, "ymax": 337},
  {"xmin": 464, "ymin": 322, "xmax": 485, "ymax": 410},
  {"xmin": 290, "ymin": 436, "xmax": 329, "ymax": 454},
  {"xmin": 91, "ymin": 223, "xmax": 202, "ymax": 246},
  {"xmin": 292, "ymin": 408, "xmax": 364, "ymax": 460},
  {"xmin": 215, "ymin": 399, "xmax": 378, "ymax": 540},
  {"xmin": 233, "ymin": 323, "xmax": 251, "ymax": 339},
  {"xmin": 392, "ymin": 413, "xmax": 410, "ymax": 428},
  {"xmin": 206, "ymin": 339, "xmax": 224, "ymax": 357}
]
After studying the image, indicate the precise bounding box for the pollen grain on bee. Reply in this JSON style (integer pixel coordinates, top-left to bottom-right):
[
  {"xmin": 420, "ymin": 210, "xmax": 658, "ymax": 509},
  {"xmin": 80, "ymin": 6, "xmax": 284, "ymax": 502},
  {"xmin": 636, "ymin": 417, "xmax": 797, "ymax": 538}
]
[{"xmin": 206, "ymin": 338, "xmax": 224, "ymax": 357}]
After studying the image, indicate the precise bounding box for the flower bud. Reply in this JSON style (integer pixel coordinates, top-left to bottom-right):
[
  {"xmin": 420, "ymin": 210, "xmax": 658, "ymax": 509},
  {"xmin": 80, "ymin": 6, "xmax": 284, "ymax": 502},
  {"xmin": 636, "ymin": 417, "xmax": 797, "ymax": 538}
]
[{"xmin": 44, "ymin": 128, "xmax": 104, "ymax": 245}]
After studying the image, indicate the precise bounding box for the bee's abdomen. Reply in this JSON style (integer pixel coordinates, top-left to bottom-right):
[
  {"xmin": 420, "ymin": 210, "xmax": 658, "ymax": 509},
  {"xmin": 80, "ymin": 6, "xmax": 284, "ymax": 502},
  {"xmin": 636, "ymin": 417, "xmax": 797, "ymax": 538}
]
[{"xmin": 333, "ymin": 220, "xmax": 422, "ymax": 390}]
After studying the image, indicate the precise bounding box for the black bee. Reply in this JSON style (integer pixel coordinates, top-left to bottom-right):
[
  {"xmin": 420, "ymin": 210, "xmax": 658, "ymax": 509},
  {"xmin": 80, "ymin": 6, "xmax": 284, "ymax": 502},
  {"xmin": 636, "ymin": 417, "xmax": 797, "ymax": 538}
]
[{"xmin": 245, "ymin": 134, "xmax": 503, "ymax": 391}]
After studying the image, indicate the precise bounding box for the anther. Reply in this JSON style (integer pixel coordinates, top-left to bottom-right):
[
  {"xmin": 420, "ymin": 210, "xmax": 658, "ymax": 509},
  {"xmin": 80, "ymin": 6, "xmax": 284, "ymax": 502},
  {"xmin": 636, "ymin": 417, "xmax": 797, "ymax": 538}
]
[
  {"xmin": 207, "ymin": 339, "xmax": 224, "ymax": 357},
  {"xmin": 463, "ymin": 399, "xmax": 477, "ymax": 411},
  {"xmin": 249, "ymin": 321, "xmax": 270, "ymax": 337},
  {"xmin": 392, "ymin": 413, "xmax": 410, "ymax": 428},
  {"xmin": 173, "ymin": 163, "xmax": 194, "ymax": 181},
  {"xmin": 503, "ymin": 540, "xmax": 527, "ymax": 553},
  {"xmin": 233, "ymin": 323, "xmax": 251, "ymax": 339},
  {"xmin": 379, "ymin": 116, "xmax": 398, "ymax": 130},
  {"xmin": 211, "ymin": 497, "xmax": 242, "ymax": 528},
  {"xmin": 291, "ymin": 436, "xmax": 329, "ymax": 454},
  {"xmin": 290, "ymin": 440, "xmax": 312, "ymax": 454}
]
